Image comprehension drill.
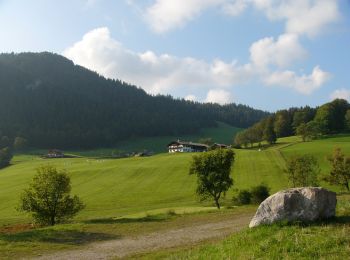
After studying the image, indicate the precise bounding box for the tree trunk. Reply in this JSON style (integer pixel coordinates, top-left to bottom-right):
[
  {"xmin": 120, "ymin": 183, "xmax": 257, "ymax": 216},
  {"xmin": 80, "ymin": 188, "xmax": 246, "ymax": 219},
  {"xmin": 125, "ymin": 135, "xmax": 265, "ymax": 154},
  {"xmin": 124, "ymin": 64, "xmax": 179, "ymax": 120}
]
[
  {"xmin": 346, "ymin": 182, "xmax": 349, "ymax": 191},
  {"xmin": 214, "ymin": 198, "xmax": 220, "ymax": 209},
  {"xmin": 50, "ymin": 215, "xmax": 55, "ymax": 226}
]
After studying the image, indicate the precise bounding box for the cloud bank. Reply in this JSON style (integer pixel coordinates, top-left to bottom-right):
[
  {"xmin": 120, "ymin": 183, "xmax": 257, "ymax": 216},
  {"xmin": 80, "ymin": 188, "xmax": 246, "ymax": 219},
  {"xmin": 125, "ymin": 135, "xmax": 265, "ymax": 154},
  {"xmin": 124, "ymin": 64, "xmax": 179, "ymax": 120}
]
[
  {"xmin": 64, "ymin": 0, "xmax": 339, "ymax": 104},
  {"xmin": 144, "ymin": 0, "xmax": 339, "ymax": 36},
  {"xmin": 64, "ymin": 27, "xmax": 330, "ymax": 104},
  {"xmin": 64, "ymin": 27, "xmax": 250, "ymax": 102}
]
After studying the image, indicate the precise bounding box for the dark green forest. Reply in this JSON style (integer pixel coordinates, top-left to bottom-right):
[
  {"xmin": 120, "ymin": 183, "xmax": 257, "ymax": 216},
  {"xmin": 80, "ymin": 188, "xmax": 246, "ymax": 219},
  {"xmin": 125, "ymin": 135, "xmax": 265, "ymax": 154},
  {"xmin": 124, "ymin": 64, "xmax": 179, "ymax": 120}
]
[
  {"xmin": 235, "ymin": 99, "xmax": 350, "ymax": 147},
  {"xmin": 0, "ymin": 52, "xmax": 268, "ymax": 149}
]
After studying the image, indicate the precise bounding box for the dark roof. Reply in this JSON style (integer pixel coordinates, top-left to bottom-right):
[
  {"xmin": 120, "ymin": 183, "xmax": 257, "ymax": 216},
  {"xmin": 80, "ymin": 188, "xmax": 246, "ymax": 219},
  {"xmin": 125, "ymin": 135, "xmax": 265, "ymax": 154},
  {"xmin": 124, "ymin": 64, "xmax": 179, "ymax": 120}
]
[
  {"xmin": 212, "ymin": 143, "xmax": 229, "ymax": 147},
  {"xmin": 167, "ymin": 140, "xmax": 209, "ymax": 148}
]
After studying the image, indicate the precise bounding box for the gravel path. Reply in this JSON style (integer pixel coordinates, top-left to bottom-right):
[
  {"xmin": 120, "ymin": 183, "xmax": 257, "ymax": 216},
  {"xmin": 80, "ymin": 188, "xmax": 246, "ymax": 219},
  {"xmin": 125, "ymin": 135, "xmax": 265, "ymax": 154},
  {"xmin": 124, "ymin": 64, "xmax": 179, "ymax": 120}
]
[{"xmin": 33, "ymin": 213, "xmax": 252, "ymax": 260}]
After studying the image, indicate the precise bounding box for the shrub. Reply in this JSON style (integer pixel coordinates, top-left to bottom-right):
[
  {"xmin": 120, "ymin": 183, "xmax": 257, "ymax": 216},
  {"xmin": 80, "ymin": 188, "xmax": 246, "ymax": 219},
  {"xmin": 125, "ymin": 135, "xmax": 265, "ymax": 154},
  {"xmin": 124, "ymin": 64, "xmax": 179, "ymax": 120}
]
[
  {"xmin": 0, "ymin": 147, "xmax": 13, "ymax": 168},
  {"xmin": 233, "ymin": 190, "xmax": 252, "ymax": 205},
  {"xmin": 250, "ymin": 184, "xmax": 270, "ymax": 204},
  {"xmin": 166, "ymin": 209, "xmax": 177, "ymax": 216}
]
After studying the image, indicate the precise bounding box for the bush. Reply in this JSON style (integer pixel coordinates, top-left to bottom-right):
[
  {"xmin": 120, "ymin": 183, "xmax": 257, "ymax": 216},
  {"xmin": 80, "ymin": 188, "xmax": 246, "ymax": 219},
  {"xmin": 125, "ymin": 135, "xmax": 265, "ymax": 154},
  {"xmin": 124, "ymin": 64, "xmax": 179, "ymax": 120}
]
[
  {"xmin": 233, "ymin": 190, "xmax": 252, "ymax": 205},
  {"xmin": 250, "ymin": 184, "xmax": 270, "ymax": 204},
  {"xmin": 0, "ymin": 147, "xmax": 13, "ymax": 168}
]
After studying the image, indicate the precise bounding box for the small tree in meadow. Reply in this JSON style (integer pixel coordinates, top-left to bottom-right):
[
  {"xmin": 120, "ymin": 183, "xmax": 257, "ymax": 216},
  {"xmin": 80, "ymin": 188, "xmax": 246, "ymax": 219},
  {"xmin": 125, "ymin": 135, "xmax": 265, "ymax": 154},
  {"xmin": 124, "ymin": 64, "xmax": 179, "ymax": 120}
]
[
  {"xmin": 19, "ymin": 165, "xmax": 85, "ymax": 226},
  {"xmin": 0, "ymin": 147, "xmax": 13, "ymax": 168},
  {"xmin": 189, "ymin": 149, "xmax": 234, "ymax": 209},
  {"xmin": 323, "ymin": 148, "xmax": 350, "ymax": 191},
  {"xmin": 286, "ymin": 155, "xmax": 320, "ymax": 187}
]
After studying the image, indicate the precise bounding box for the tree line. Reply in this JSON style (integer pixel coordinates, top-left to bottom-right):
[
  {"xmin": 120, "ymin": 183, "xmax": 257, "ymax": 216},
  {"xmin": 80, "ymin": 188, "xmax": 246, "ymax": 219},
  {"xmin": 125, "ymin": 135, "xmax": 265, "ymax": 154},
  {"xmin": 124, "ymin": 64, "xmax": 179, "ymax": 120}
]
[
  {"xmin": 0, "ymin": 52, "xmax": 268, "ymax": 149},
  {"xmin": 234, "ymin": 99, "xmax": 350, "ymax": 147}
]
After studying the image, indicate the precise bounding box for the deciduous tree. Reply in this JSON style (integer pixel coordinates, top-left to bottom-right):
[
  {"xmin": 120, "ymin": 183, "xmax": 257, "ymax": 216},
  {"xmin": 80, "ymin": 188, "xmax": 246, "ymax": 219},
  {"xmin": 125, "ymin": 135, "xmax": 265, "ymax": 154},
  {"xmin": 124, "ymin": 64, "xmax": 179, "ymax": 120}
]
[
  {"xmin": 324, "ymin": 148, "xmax": 350, "ymax": 191},
  {"xmin": 286, "ymin": 155, "xmax": 320, "ymax": 187},
  {"xmin": 189, "ymin": 149, "xmax": 234, "ymax": 209},
  {"xmin": 19, "ymin": 165, "xmax": 85, "ymax": 225}
]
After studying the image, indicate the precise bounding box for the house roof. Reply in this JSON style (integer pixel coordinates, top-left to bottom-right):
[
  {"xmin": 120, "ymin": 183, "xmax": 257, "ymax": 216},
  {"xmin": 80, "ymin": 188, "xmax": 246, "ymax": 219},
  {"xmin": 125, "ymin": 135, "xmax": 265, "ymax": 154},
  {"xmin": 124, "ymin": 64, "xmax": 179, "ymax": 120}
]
[
  {"xmin": 167, "ymin": 140, "xmax": 209, "ymax": 148},
  {"xmin": 213, "ymin": 143, "xmax": 229, "ymax": 147}
]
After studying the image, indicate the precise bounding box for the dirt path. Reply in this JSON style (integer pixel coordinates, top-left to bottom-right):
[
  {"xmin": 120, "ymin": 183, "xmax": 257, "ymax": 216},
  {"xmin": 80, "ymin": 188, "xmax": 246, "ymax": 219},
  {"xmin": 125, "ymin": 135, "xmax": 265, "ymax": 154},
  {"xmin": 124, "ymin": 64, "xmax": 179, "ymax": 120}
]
[{"xmin": 34, "ymin": 213, "xmax": 253, "ymax": 260}]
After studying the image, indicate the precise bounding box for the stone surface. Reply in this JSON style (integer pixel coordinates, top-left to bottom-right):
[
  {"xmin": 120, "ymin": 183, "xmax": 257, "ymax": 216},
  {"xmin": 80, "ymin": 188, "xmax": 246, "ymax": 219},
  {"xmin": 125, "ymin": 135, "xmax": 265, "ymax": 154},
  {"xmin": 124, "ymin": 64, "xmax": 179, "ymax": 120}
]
[{"xmin": 249, "ymin": 187, "xmax": 337, "ymax": 228}]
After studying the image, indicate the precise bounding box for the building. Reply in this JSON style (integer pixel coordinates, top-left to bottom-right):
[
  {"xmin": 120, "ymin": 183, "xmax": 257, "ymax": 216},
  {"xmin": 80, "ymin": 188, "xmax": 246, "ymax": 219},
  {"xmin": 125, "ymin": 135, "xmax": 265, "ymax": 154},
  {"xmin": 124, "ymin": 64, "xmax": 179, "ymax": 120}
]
[
  {"xmin": 167, "ymin": 140, "xmax": 209, "ymax": 153},
  {"xmin": 46, "ymin": 149, "xmax": 65, "ymax": 158},
  {"xmin": 211, "ymin": 143, "xmax": 230, "ymax": 149}
]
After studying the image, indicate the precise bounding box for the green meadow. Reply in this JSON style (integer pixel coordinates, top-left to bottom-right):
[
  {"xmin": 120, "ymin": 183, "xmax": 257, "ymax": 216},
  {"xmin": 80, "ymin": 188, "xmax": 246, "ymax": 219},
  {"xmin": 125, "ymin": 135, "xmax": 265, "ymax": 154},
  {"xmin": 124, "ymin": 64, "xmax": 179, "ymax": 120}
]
[
  {"xmin": 0, "ymin": 134, "xmax": 349, "ymax": 258},
  {"xmin": 1, "ymin": 134, "xmax": 350, "ymax": 225}
]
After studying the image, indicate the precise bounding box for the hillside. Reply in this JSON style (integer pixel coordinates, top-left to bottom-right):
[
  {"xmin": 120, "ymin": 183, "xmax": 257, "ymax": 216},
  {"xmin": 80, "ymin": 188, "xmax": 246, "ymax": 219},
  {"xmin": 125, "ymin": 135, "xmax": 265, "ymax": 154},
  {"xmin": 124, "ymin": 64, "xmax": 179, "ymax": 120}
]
[
  {"xmin": 0, "ymin": 135, "xmax": 350, "ymax": 258},
  {"xmin": 0, "ymin": 52, "xmax": 268, "ymax": 149},
  {"xmin": 1, "ymin": 134, "xmax": 350, "ymax": 225}
]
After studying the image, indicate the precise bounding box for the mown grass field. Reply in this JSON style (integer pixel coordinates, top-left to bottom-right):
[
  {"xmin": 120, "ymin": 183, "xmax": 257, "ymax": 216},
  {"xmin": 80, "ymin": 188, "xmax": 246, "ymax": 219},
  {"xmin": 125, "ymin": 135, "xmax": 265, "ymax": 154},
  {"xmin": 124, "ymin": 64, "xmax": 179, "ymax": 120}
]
[
  {"xmin": 0, "ymin": 134, "xmax": 349, "ymax": 258},
  {"xmin": 1, "ymin": 135, "xmax": 350, "ymax": 225}
]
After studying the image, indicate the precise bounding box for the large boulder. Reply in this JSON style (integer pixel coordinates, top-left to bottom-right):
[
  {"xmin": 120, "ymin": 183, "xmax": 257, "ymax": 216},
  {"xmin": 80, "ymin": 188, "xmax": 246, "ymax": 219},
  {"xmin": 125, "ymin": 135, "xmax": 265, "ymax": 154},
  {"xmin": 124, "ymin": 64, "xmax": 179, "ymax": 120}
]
[{"xmin": 249, "ymin": 187, "xmax": 336, "ymax": 228}]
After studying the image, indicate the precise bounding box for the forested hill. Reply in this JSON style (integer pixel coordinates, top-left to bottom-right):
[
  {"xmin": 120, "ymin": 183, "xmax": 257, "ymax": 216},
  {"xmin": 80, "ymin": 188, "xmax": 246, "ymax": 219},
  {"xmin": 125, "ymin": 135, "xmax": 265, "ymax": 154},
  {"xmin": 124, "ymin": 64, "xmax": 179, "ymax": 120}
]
[{"xmin": 0, "ymin": 52, "xmax": 268, "ymax": 148}]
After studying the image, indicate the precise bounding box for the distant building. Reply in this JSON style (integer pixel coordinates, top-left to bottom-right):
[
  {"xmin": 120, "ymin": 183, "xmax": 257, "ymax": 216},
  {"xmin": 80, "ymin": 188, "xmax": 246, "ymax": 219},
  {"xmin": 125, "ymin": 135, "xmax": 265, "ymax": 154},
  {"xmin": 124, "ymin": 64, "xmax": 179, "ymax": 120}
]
[
  {"xmin": 47, "ymin": 149, "xmax": 64, "ymax": 158},
  {"xmin": 211, "ymin": 143, "xmax": 230, "ymax": 150},
  {"xmin": 167, "ymin": 140, "xmax": 209, "ymax": 153}
]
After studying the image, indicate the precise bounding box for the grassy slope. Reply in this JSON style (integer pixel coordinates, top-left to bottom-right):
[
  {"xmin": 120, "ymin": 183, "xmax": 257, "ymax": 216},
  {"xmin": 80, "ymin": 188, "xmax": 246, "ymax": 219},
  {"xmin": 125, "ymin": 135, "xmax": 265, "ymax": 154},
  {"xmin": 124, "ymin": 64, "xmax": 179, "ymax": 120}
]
[
  {"xmin": 2, "ymin": 135, "xmax": 350, "ymax": 225},
  {"xmin": 0, "ymin": 135, "xmax": 350, "ymax": 258},
  {"xmin": 281, "ymin": 135, "xmax": 350, "ymax": 191},
  {"xmin": 0, "ymin": 143, "xmax": 287, "ymax": 225},
  {"xmin": 0, "ymin": 153, "xmax": 197, "ymax": 224}
]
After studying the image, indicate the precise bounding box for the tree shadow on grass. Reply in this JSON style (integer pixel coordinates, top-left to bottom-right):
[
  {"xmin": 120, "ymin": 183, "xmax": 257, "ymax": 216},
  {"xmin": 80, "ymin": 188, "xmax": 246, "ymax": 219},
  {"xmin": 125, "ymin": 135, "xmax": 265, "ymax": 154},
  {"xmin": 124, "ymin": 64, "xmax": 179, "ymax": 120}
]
[
  {"xmin": 84, "ymin": 213, "xmax": 174, "ymax": 224},
  {"xmin": 0, "ymin": 229, "xmax": 120, "ymax": 245}
]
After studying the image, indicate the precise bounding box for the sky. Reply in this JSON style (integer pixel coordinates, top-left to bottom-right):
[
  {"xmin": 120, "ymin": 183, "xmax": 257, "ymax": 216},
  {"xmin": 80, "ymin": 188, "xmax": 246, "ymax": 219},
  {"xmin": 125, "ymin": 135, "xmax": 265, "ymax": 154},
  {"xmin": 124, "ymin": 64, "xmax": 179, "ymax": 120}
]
[{"xmin": 0, "ymin": 0, "xmax": 349, "ymax": 111}]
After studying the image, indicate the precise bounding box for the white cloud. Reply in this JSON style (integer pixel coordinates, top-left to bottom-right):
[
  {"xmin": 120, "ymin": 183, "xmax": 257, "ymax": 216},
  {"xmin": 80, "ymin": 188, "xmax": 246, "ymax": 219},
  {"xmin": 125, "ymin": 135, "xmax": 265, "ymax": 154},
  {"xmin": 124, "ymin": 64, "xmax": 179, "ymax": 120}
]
[
  {"xmin": 145, "ymin": 0, "xmax": 222, "ymax": 33},
  {"xmin": 222, "ymin": 0, "xmax": 248, "ymax": 16},
  {"xmin": 205, "ymin": 89, "xmax": 233, "ymax": 104},
  {"xmin": 330, "ymin": 88, "xmax": 350, "ymax": 101},
  {"xmin": 143, "ymin": 0, "xmax": 340, "ymax": 35},
  {"xmin": 250, "ymin": 33, "xmax": 306, "ymax": 69},
  {"xmin": 64, "ymin": 27, "xmax": 331, "ymax": 99},
  {"xmin": 185, "ymin": 94, "xmax": 197, "ymax": 101},
  {"xmin": 264, "ymin": 66, "xmax": 330, "ymax": 95},
  {"xmin": 252, "ymin": 0, "xmax": 340, "ymax": 37},
  {"xmin": 63, "ymin": 27, "xmax": 250, "ymax": 95}
]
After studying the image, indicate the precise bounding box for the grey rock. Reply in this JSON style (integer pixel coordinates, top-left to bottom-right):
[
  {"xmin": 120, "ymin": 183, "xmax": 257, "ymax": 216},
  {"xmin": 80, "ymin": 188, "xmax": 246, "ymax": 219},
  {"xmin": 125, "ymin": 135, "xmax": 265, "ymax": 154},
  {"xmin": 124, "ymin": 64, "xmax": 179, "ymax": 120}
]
[{"xmin": 249, "ymin": 187, "xmax": 337, "ymax": 228}]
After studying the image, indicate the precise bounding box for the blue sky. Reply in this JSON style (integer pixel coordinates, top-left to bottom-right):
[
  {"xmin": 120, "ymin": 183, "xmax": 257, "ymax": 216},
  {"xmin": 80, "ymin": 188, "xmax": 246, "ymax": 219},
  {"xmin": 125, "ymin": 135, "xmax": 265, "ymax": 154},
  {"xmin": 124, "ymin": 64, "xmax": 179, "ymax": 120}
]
[{"xmin": 0, "ymin": 0, "xmax": 349, "ymax": 111}]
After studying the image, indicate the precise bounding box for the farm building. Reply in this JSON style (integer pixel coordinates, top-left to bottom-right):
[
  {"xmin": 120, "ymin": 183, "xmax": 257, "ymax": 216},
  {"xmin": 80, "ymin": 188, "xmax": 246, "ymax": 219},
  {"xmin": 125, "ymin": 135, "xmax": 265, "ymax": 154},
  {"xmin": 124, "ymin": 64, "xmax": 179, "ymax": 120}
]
[
  {"xmin": 46, "ymin": 149, "xmax": 65, "ymax": 158},
  {"xmin": 211, "ymin": 143, "xmax": 230, "ymax": 149},
  {"xmin": 167, "ymin": 140, "xmax": 209, "ymax": 153}
]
